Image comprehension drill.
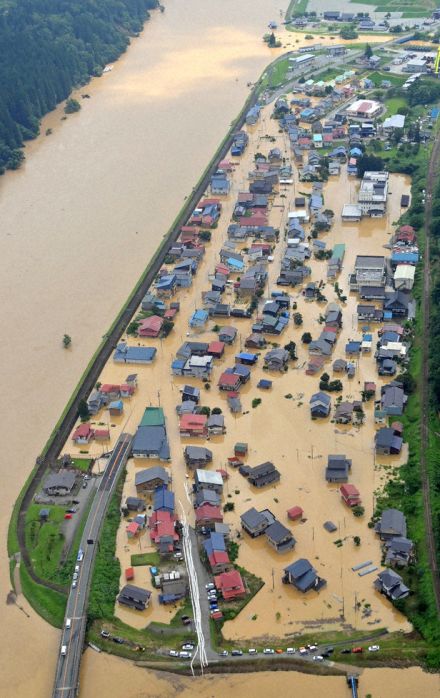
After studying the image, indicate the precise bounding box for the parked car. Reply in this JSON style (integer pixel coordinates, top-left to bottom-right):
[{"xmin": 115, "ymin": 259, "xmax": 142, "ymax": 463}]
[
  {"xmin": 182, "ymin": 644, "xmax": 194, "ymax": 651},
  {"xmin": 286, "ymin": 647, "xmax": 295, "ymax": 654},
  {"xmin": 77, "ymin": 549, "xmax": 84, "ymax": 562},
  {"xmin": 341, "ymin": 649, "xmax": 351, "ymax": 654},
  {"xmin": 248, "ymin": 648, "xmax": 257, "ymax": 654},
  {"xmin": 72, "ymin": 572, "xmax": 78, "ymax": 581},
  {"xmin": 231, "ymin": 649, "xmax": 243, "ymax": 656},
  {"xmin": 325, "ymin": 647, "xmax": 334, "ymax": 654},
  {"xmin": 64, "ymin": 513, "xmax": 72, "ymax": 519},
  {"xmin": 313, "ymin": 655, "xmax": 324, "ymax": 662},
  {"xmin": 169, "ymin": 650, "xmax": 179, "ymax": 657},
  {"xmin": 307, "ymin": 644, "xmax": 317, "ymax": 651},
  {"xmin": 275, "ymin": 649, "xmax": 283, "ymax": 654},
  {"xmin": 368, "ymin": 645, "xmax": 380, "ymax": 652},
  {"xmin": 179, "ymin": 651, "xmax": 191, "ymax": 659},
  {"xmin": 100, "ymin": 630, "xmax": 110, "ymax": 639},
  {"xmin": 263, "ymin": 648, "xmax": 275, "ymax": 655},
  {"xmin": 113, "ymin": 637, "xmax": 124, "ymax": 644},
  {"xmin": 299, "ymin": 647, "xmax": 308, "ymax": 655},
  {"xmin": 352, "ymin": 647, "xmax": 363, "ymax": 654},
  {"xmin": 205, "ymin": 583, "xmax": 215, "ymax": 590},
  {"xmin": 71, "ymin": 580, "xmax": 77, "ymax": 589},
  {"xmin": 181, "ymin": 615, "xmax": 191, "ymax": 625},
  {"xmin": 219, "ymin": 650, "xmax": 229, "ymax": 657}
]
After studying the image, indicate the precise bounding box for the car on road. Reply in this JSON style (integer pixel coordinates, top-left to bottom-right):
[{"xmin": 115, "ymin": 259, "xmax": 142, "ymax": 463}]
[
  {"xmin": 65, "ymin": 618, "xmax": 71, "ymax": 629},
  {"xmin": 248, "ymin": 648, "xmax": 257, "ymax": 654},
  {"xmin": 307, "ymin": 644, "xmax": 317, "ymax": 651},
  {"xmin": 299, "ymin": 647, "xmax": 308, "ymax": 655},
  {"xmin": 286, "ymin": 648, "xmax": 295, "ymax": 654},
  {"xmin": 219, "ymin": 650, "xmax": 229, "ymax": 657},
  {"xmin": 66, "ymin": 508, "xmax": 77, "ymax": 514},
  {"xmin": 74, "ymin": 565, "xmax": 80, "ymax": 572},
  {"xmin": 341, "ymin": 649, "xmax": 351, "ymax": 654},
  {"xmin": 77, "ymin": 549, "xmax": 84, "ymax": 562},
  {"xmin": 61, "ymin": 645, "xmax": 67, "ymax": 656},
  {"xmin": 182, "ymin": 644, "xmax": 194, "ymax": 651},
  {"xmin": 231, "ymin": 649, "xmax": 243, "ymax": 656},
  {"xmin": 64, "ymin": 513, "xmax": 72, "ymax": 519},
  {"xmin": 179, "ymin": 651, "xmax": 191, "ymax": 659},
  {"xmin": 263, "ymin": 648, "xmax": 275, "ymax": 655},
  {"xmin": 169, "ymin": 650, "xmax": 179, "ymax": 657},
  {"xmin": 72, "ymin": 580, "xmax": 77, "ymax": 589},
  {"xmin": 82, "ymin": 481, "xmax": 88, "ymax": 489},
  {"xmin": 72, "ymin": 572, "xmax": 78, "ymax": 581},
  {"xmin": 368, "ymin": 645, "xmax": 380, "ymax": 652},
  {"xmin": 352, "ymin": 647, "xmax": 363, "ymax": 654},
  {"xmin": 313, "ymin": 655, "xmax": 324, "ymax": 662},
  {"xmin": 100, "ymin": 630, "xmax": 110, "ymax": 639},
  {"xmin": 205, "ymin": 583, "xmax": 215, "ymax": 590}
]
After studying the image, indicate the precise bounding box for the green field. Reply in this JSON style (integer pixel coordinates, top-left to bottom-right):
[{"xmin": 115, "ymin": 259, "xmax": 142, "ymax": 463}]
[
  {"xmin": 70, "ymin": 456, "xmax": 92, "ymax": 472},
  {"xmin": 350, "ymin": 0, "xmax": 434, "ymax": 11},
  {"xmin": 368, "ymin": 71, "xmax": 407, "ymax": 87},
  {"xmin": 19, "ymin": 564, "xmax": 66, "ymax": 628},
  {"xmin": 384, "ymin": 96, "xmax": 408, "ymax": 115},
  {"xmin": 130, "ymin": 552, "xmax": 160, "ymax": 567},
  {"xmin": 286, "ymin": 0, "xmax": 309, "ymax": 20},
  {"xmin": 25, "ymin": 504, "xmax": 67, "ymax": 581}
]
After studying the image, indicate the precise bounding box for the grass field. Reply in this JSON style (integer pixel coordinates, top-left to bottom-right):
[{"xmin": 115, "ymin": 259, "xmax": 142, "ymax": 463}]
[
  {"xmin": 70, "ymin": 456, "xmax": 92, "ymax": 472},
  {"xmin": 384, "ymin": 96, "xmax": 408, "ymax": 115},
  {"xmin": 267, "ymin": 57, "xmax": 291, "ymax": 88},
  {"xmin": 25, "ymin": 504, "xmax": 67, "ymax": 582},
  {"xmin": 19, "ymin": 563, "xmax": 66, "ymax": 627},
  {"xmin": 131, "ymin": 552, "xmax": 160, "ymax": 567},
  {"xmin": 350, "ymin": 0, "xmax": 434, "ymax": 11},
  {"xmin": 368, "ymin": 71, "xmax": 407, "ymax": 87},
  {"xmin": 286, "ymin": 0, "xmax": 309, "ymax": 21}
]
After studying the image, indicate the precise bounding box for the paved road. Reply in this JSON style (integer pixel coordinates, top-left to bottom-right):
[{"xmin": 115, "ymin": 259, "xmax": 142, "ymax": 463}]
[
  {"xmin": 52, "ymin": 432, "xmax": 133, "ymax": 698},
  {"xmin": 187, "ymin": 526, "xmax": 217, "ymax": 661}
]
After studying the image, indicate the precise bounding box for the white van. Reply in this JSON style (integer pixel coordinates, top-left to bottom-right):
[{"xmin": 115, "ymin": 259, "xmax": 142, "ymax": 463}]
[
  {"xmin": 61, "ymin": 645, "xmax": 67, "ymax": 656},
  {"xmin": 65, "ymin": 618, "xmax": 71, "ymax": 629}
]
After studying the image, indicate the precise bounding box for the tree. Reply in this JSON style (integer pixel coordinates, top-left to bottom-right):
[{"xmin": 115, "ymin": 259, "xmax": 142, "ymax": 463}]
[
  {"xmin": 293, "ymin": 312, "xmax": 303, "ymax": 326},
  {"xmin": 352, "ymin": 505, "xmax": 365, "ymax": 517},
  {"xmin": 211, "ymin": 407, "xmax": 222, "ymax": 415},
  {"xmin": 364, "ymin": 44, "xmax": 373, "ymax": 59},
  {"xmin": 353, "ymin": 536, "xmax": 361, "ymax": 546},
  {"xmin": 284, "ymin": 341, "xmax": 297, "ymax": 360},
  {"xmin": 64, "ymin": 98, "xmax": 81, "ymax": 114},
  {"xmin": 301, "ymin": 332, "xmax": 312, "ymax": 344},
  {"xmin": 357, "ymin": 153, "xmax": 384, "ymax": 179},
  {"xmin": 199, "ymin": 230, "xmax": 211, "ymax": 242},
  {"xmin": 63, "ymin": 334, "xmax": 72, "ymax": 348},
  {"xmin": 340, "ymin": 25, "xmax": 358, "ymax": 40},
  {"xmin": 78, "ymin": 399, "xmax": 90, "ymax": 421},
  {"xmin": 268, "ymin": 32, "xmax": 276, "ymax": 47}
]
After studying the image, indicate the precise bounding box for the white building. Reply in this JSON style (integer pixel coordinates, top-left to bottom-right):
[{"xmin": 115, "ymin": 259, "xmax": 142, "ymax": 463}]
[{"xmin": 358, "ymin": 171, "xmax": 389, "ymax": 217}]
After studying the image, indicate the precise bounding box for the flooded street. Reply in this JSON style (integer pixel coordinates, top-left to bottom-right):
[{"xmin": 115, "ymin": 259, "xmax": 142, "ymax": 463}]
[{"xmin": 0, "ymin": 0, "xmax": 435, "ymax": 696}]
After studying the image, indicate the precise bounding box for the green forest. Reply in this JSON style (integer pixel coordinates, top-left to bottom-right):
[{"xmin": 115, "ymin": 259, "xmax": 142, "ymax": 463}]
[{"xmin": 0, "ymin": 0, "xmax": 158, "ymax": 173}]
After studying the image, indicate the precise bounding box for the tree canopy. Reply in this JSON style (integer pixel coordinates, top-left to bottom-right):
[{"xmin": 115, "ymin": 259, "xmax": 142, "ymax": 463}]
[{"xmin": 0, "ymin": 0, "xmax": 158, "ymax": 174}]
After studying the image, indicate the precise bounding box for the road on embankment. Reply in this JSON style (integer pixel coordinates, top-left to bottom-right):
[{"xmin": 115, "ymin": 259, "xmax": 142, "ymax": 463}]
[
  {"xmin": 52, "ymin": 432, "xmax": 132, "ymax": 698},
  {"xmin": 420, "ymin": 132, "xmax": 440, "ymax": 615}
]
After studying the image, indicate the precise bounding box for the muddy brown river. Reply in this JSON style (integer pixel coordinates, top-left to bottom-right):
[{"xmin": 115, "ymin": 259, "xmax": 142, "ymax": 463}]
[{"xmin": 1, "ymin": 0, "xmax": 438, "ymax": 695}]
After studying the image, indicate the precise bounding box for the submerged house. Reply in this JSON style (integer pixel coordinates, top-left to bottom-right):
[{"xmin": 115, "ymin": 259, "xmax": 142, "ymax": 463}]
[{"xmin": 282, "ymin": 558, "xmax": 326, "ymax": 592}]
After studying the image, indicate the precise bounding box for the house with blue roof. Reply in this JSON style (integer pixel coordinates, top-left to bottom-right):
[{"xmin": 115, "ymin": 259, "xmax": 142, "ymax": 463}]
[
  {"xmin": 189, "ymin": 309, "xmax": 209, "ymax": 328},
  {"xmin": 113, "ymin": 343, "xmax": 157, "ymax": 365},
  {"xmin": 155, "ymin": 274, "xmax": 177, "ymax": 296},
  {"xmin": 313, "ymin": 133, "xmax": 323, "ymax": 149},
  {"xmin": 153, "ymin": 486, "xmax": 175, "ymax": 513}
]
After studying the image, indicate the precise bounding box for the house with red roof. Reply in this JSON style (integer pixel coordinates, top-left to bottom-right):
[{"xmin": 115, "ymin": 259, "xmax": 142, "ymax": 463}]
[
  {"xmin": 179, "ymin": 413, "xmax": 208, "ymax": 438},
  {"xmin": 138, "ymin": 315, "xmax": 164, "ymax": 338},
  {"xmin": 208, "ymin": 550, "xmax": 231, "ymax": 574},
  {"xmin": 195, "ymin": 504, "xmax": 223, "ymax": 529},
  {"xmin": 126, "ymin": 521, "xmax": 140, "ymax": 539},
  {"xmin": 214, "ymin": 569, "xmax": 246, "ymax": 600},
  {"xmin": 218, "ymin": 372, "xmax": 242, "ymax": 392},
  {"xmin": 238, "ymin": 213, "xmax": 268, "ymax": 228},
  {"xmin": 207, "ymin": 341, "xmax": 225, "ymax": 359},
  {"xmin": 149, "ymin": 511, "xmax": 179, "ymax": 552},
  {"xmin": 72, "ymin": 423, "xmax": 94, "ymax": 444},
  {"xmin": 287, "ymin": 506, "xmax": 303, "ymax": 521},
  {"xmin": 340, "ymin": 484, "xmax": 361, "ymax": 507},
  {"xmin": 94, "ymin": 429, "xmax": 110, "ymax": 441}
]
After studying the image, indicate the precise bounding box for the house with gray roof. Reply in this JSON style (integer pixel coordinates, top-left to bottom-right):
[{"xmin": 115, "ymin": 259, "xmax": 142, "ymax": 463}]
[
  {"xmin": 207, "ymin": 414, "xmax": 226, "ymax": 435},
  {"xmin": 325, "ymin": 455, "xmax": 352, "ymax": 483},
  {"xmin": 282, "ymin": 558, "xmax": 326, "ymax": 592},
  {"xmin": 380, "ymin": 383, "xmax": 407, "ymax": 416},
  {"xmin": 132, "ymin": 425, "xmax": 170, "ymax": 460},
  {"xmin": 374, "ymin": 569, "xmax": 410, "ymax": 601},
  {"xmin": 184, "ymin": 446, "xmax": 212, "ymax": 468},
  {"xmin": 247, "ymin": 461, "xmax": 280, "ymax": 488},
  {"xmin": 117, "ymin": 585, "xmax": 151, "ymax": 611},
  {"xmin": 194, "ymin": 489, "xmax": 221, "ymax": 508},
  {"xmin": 265, "ymin": 521, "xmax": 296, "ymax": 553},
  {"xmin": 385, "ymin": 537, "xmax": 414, "ymax": 568},
  {"xmin": 43, "ymin": 470, "xmax": 76, "ymax": 496},
  {"xmin": 264, "ymin": 348, "xmax": 289, "ymax": 371},
  {"xmin": 240, "ymin": 507, "xmax": 276, "ymax": 537},
  {"xmin": 135, "ymin": 467, "xmax": 170, "ymax": 495},
  {"xmin": 310, "ymin": 392, "xmax": 331, "ymax": 418},
  {"xmin": 375, "ymin": 427, "xmax": 403, "ymax": 455},
  {"xmin": 375, "ymin": 508, "xmax": 407, "ymax": 541}
]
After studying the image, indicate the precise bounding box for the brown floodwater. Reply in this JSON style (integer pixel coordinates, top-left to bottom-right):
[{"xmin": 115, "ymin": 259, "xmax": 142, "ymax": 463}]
[
  {"xmin": 80, "ymin": 653, "xmax": 440, "ymax": 698},
  {"xmin": 0, "ymin": 0, "xmax": 433, "ymax": 695}
]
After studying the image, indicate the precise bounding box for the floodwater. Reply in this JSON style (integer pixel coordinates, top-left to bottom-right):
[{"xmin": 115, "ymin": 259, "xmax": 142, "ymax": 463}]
[
  {"xmin": 0, "ymin": 0, "xmax": 430, "ymax": 696},
  {"xmin": 71, "ymin": 96, "xmax": 411, "ymax": 644},
  {"xmin": 80, "ymin": 653, "xmax": 440, "ymax": 698}
]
